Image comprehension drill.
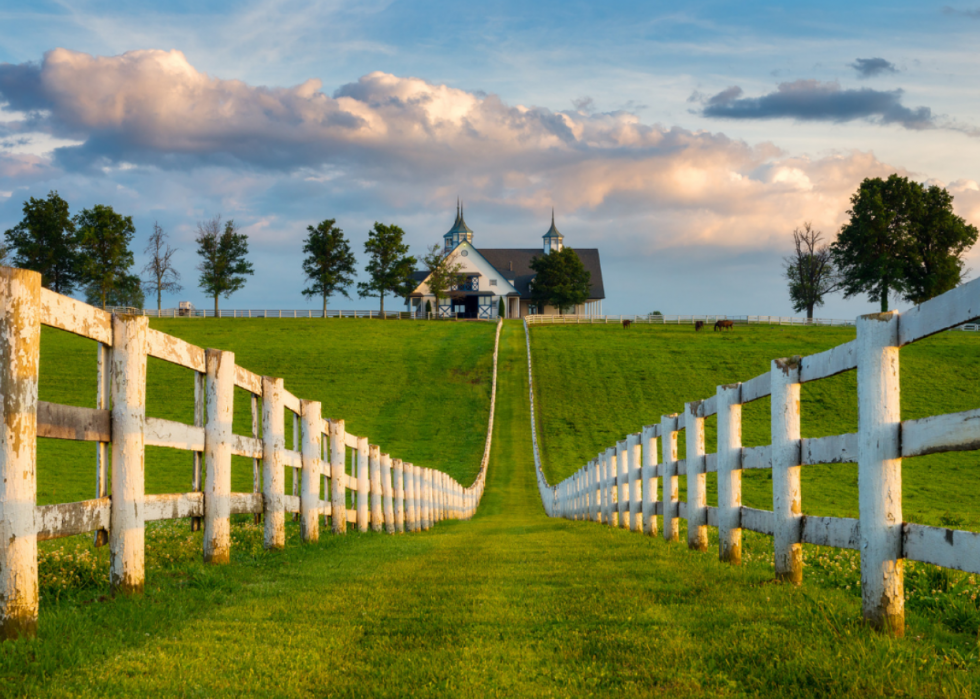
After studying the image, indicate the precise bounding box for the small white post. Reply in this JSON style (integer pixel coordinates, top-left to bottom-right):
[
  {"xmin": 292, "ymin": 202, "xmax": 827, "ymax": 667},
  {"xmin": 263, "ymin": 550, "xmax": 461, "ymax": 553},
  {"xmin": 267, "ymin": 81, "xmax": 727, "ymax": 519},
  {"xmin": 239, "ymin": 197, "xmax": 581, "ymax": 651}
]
[
  {"xmin": 628, "ymin": 433, "xmax": 641, "ymax": 532},
  {"xmin": 0, "ymin": 267, "xmax": 40, "ymax": 640},
  {"xmin": 369, "ymin": 444, "xmax": 382, "ymax": 532},
  {"xmin": 393, "ymin": 458, "xmax": 405, "ymax": 533},
  {"xmin": 716, "ymin": 384, "xmax": 742, "ymax": 564},
  {"xmin": 204, "ymin": 349, "xmax": 234, "ymax": 563},
  {"xmin": 616, "ymin": 440, "xmax": 628, "ymax": 528},
  {"xmin": 382, "ymin": 453, "xmax": 394, "ymax": 534},
  {"xmin": 262, "ymin": 376, "xmax": 286, "ymax": 549},
  {"xmin": 330, "ymin": 419, "xmax": 347, "ymax": 534},
  {"xmin": 661, "ymin": 414, "xmax": 679, "ymax": 543},
  {"xmin": 685, "ymin": 401, "xmax": 708, "ymax": 552},
  {"xmin": 421, "ymin": 469, "xmax": 431, "ymax": 531},
  {"xmin": 356, "ymin": 437, "xmax": 369, "ymax": 533},
  {"xmin": 110, "ymin": 314, "xmax": 148, "ymax": 594},
  {"xmin": 641, "ymin": 425, "xmax": 658, "ymax": 537},
  {"xmin": 404, "ymin": 463, "xmax": 417, "ymax": 532},
  {"xmin": 857, "ymin": 312, "xmax": 904, "ymax": 636},
  {"xmin": 300, "ymin": 400, "xmax": 321, "ymax": 543},
  {"xmin": 600, "ymin": 450, "xmax": 611, "ymax": 524},
  {"xmin": 771, "ymin": 357, "xmax": 802, "ymax": 583}
]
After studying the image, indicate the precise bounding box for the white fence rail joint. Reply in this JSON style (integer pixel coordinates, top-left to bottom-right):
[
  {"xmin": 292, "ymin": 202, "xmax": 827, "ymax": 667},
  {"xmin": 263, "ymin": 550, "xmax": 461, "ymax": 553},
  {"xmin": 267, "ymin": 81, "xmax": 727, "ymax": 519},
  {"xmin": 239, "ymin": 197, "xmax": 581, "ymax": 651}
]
[
  {"xmin": 526, "ymin": 276, "xmax": 980, "ymax": 638},
  {"xmin": 0, "ymin": 266, "xmax": 503, "ymax": 641}
]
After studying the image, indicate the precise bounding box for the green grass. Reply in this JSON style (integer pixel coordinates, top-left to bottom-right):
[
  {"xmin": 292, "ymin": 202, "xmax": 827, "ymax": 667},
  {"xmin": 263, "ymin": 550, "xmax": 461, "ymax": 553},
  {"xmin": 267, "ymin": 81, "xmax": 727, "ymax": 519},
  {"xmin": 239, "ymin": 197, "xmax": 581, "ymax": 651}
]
[
  {"xmin": 4, "ymin": 321, "xmax": 980, "ymax": 696},
  {"xmin": 529, "ymin": 323, "xmax": 980, "ymax": 529},
  {"xmin": 36, "ymin": 318, "xmax": 496, "ymax": 505}
]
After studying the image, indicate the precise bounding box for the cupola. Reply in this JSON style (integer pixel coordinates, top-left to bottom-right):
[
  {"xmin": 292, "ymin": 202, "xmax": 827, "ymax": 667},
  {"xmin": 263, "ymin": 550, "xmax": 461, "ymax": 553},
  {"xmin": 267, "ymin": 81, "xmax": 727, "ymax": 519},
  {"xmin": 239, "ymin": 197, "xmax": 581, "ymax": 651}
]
[
  {"xmin": 444, "ymin": 199, "xmax": 474, "ymax": 254},
  {"xmin": 543, "ymin": 209, "xmax": 563, "ymax": 254}
]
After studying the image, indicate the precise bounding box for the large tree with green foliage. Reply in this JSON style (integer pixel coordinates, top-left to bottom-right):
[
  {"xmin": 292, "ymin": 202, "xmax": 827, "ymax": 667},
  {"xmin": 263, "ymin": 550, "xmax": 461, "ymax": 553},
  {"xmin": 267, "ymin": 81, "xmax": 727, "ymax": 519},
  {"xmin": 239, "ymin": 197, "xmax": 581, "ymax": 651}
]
[
  {"xmin": 195, "ymin": 216, "xmax": 254, "ymax": 315},
  {"xmin": 422, "ymin": 244, "xmax": 464, "ymax": 318},
  {"xmin": 529, "ymin": 247, "xmax": 591, "ymax": 314},
  {"xmin": 832, "ymin": 175, "xmax": 977, "ymax": 312},
  {"xmin": 86, "ymin": 274, "xmax": 145, "ymax": 310},
  {"xmin": 4, "ymin": 191, "xmax": 79, "ymax": 293},
  {"xmin": 784, "ymin": 222, "xmax": 839, "ymax": 319},
  {"xmin": 301, "ymin": 219, "xmax": 357, "ymax": 314},
  {"xmin": 357, "ymin": 222, "xmax": 417, "ymax": 314},
  {"xmin": 75, "ymin": 204, "xmax": 136, "ymax": 309}
]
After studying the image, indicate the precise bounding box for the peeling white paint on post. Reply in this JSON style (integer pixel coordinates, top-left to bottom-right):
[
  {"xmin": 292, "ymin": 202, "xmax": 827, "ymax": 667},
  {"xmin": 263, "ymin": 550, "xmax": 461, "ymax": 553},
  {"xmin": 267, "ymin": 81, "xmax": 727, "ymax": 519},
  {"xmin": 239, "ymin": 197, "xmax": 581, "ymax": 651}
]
[
  {"xmin": 404, "ymin": 462, "xmax": 416, "ymax": 532},
  {"xmin": 415, "ymin": 465, "xmax": 424, "ymax": 529},
  {"xmin": 857, "ymin": 312, "xmax": 904, "ymax": 636},
  {"xmin": 628, "ymin": 434, "xmax": 641, "ymax": 532},
  {"xmin": 356, "ymin": 437, "xmax": 369, "ymax": 533},
  {"xmin": 381, "ymin": 453, "xmax": 394, "ymax": 534},
  {"xmin": 330, "ymin": 419, "xmax": 347, "ymax": 534},
  {"xmin": 369, "ymin": 445, "xmax": 382, "ymax": 532},
  {"xmin": 300, "ymin": 400, "xmax": 321, "ymax": 543},
  {"xmin": 0, "ymin": 267, "xmax": 40, "ymax": 640},
  {"xmin": 771, "ymin": 357, "xmax": 802, "ymax": 583},
  {"xmin": 204, "ymin": 349, "xmax": 234, "ymax": 563},
  {"xmin": 190, "ymin": 369, "xmax": 204, "ymax": 534},
  {"xmin": 685, "ymin": 401, "xmax": 708, "ymax": 552},
  {"xmin": 94, "ymin": 342, "xmax": 111, "ymax": 545},
  {"xmin": 716, "ymin": 384, "xmax": 742, "ymax": 564},
  {"xmin": 262, "ymin": 376, "xmax": 286, "ymax": 549},
  {"xmin": 393, "ymin": 458, "xmax": 405, "ymax": 532},
  {"xmin": 661, "ymin": 415, "xmax": 679, "ymax": 543},
  {"xmin": 110, "ymin": 313, "xmax": 148, "ymax": 594},
  {"xmin": 641, "ymin": 426, "xmax": 658, "ymax": 537},
  {"xmin": 251, "ymin": 393, "xmax": 261, "ymax": 526}
]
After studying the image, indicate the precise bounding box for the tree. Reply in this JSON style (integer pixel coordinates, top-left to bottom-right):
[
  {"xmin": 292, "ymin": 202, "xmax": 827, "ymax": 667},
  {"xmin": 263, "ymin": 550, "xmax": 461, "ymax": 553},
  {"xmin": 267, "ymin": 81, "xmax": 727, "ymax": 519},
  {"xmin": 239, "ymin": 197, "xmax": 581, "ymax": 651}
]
[
  {"xmin": 300, "ymin": 219, "xmax": 357, "ymax": 314},
  {"xmin": 899, "ymin": 185, "xmax": 978, "ymax": 305},
  {"xmin": 529, "ymin": 247, "xmax": 591, "ymax": 314},
  {"xmin": 784, "ymin": 222, "xmax": 839, "ymax": 319},
  {"xmin": 195, "ymin": 216, "xmax": 254, "ymax": 315},
  {"xmin": 75, "ymin": 204, "xmax": 136, "ymax": 310},
  {"xmin": 86, "ymin": 273, "xmax": 145, "ymax": 310},
  {"xmin": 498, "ymin": 297, "xmax": 505, "ymax": 318},
  {"xmin": 4, "ymin": 191, "xmax": 79, "ymax": 293},
  {"xmin": 357, "ymin": 222, "xmax": 417, "ymax": 314},
  {"xmin": 422, "ymin": 244, "xmax": 464, "ymax": 318},
  {"xmin": 142, "ymin": 222, "xmax": 182, "ymax": 311}
]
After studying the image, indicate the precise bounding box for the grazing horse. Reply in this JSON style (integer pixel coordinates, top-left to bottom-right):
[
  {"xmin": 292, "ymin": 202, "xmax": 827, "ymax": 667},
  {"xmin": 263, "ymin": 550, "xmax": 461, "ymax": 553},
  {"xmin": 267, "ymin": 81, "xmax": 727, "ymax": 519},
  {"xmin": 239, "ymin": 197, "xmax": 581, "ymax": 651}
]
[
  {"xmin": 622, "ymin": 319, "xmax": 632, "ymax": 329},
  {"xmin": 694, "ymin": 321, "xmax": 705, "ymax": 332},
  {"xmin": 714, "ymin": 320, "xmax": 734, "ymax": 331}
]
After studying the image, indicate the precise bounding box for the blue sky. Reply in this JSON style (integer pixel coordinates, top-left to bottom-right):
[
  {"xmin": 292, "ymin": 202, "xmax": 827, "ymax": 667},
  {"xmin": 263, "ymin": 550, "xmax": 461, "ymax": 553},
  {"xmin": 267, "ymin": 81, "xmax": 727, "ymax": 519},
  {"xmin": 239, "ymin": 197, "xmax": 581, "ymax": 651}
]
[{"xmin": 1, "ymin": 0, "xmax": 979, "ymax": 316}]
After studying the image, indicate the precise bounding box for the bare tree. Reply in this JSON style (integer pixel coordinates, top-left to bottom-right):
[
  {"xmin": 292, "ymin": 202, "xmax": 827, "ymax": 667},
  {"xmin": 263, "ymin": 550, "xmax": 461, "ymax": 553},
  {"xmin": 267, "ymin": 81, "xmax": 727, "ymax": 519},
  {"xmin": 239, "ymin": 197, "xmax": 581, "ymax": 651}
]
[
  {"xmin": 784, "ymin": 222, "xmax": 839, "ymax": 319},
  {"xmin": 422, "ymin": 244, "xmax": 465, "ymax": 317},
  {"xmin": 142, "ymin": 222, "xmax": 182, "ymax": 311}
]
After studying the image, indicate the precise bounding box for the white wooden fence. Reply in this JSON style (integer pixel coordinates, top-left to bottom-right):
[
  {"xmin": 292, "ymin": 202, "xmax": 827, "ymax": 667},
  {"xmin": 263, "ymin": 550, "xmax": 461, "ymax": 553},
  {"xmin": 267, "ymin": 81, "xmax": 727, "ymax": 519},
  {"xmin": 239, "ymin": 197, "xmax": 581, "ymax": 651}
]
[
  {"xmin": 526, "ymin": 313, "xmax": 857, "ymax": 326},
  {"xmin": 112, "ymin": 308, "xmax": 496, "ymax": 321},
  {"xmin": 0, "ymin": 267, "xmax": 502, "ymax": 640},
  {"xmin": 526, "ymin": 276, "xmax": 980, "ymax": 637}
]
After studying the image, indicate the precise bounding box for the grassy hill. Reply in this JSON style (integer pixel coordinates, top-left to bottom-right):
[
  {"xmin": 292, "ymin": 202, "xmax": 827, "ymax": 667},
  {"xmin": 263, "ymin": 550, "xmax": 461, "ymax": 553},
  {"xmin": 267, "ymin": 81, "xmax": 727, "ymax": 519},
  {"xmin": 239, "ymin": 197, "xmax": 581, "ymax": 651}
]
[
  {"xmin": 529, "ymin": 323, "xmax": 980, "ymax": 530},
  {"xmin": 36, "ymin": 318, "xmax": 497, "ymax": 505}
]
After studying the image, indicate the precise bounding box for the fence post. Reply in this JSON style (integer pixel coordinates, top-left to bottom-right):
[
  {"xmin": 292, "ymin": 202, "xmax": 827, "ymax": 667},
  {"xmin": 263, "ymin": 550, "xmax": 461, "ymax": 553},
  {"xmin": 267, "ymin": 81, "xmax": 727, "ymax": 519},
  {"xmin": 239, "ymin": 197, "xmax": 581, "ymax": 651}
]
[
  {"xmin": 0, "ymin": 267, "xmax": 40, "ymax": 640},
  {"xmin": 300, "ymin": 400, "xmax": 321, "ymax": 543},
  {"xmin": 685, "ymin": 401, "xmax": 708, "ymax": 552},
  {"xmin": 251, "ymin": 393, "xmax": 261, "ymax": 525},
  {"xmin": 330, "ymin": 419, "xmax": 347, "ymax": 534},
  {"xmin": 660, "ymin": 414, "xmax": 679, "ymax": 542},
  {"xmin": 771, "ymin": 357, "xmax": 802, "ymax": 583},
  {"xmin": 369, "ymin": 444, "xmax": 382, "ymax": 532},
  {"xmin": 421, "ymin": 469, "xmax": 432, "ymax": 531},
  {"xmin": 95, "ymin": 343, "xmax": 111, "ymax": 544},
  {"xmin": 615, "ymin": 440, "xmax": 628, "ymax": 528},
  {"xmin": 262, "ymin": 376, "xmax": 286, "ymax": 549},
  {"xmin": 393, "ymin": 458, "xmax": 405, "ymax": 532},
  {"xmin": 641, "ymin": 425, "xmax": 658, "ymax": 537},
  {"xmin": 628, "ymin": 433, "xmax": 641, "ymax": 532},
  {"xmin": 857, "ymin": 312, "xmax": 904, "ymax": 636},
  {"xmin": 204, "ymin": 349, "xmax": 234, "ymax": 563},
  {"xmin": 190, "ymin": 368, "xmax": 204, "ymax": 534},
  {"xmin": 716, "ymin": 383, "xmax": 742, "ymax": 564},
  {"xmin": 404, "ymin": 463, "xmax": 416, "ymax": 532},
  {"xmin": 600, "ymin": 448, "xmax": 612, "ymax": 526},
  {"xmin": 356, "ymin": 437, "xmax": 369, "ymax": 533},
  {"xmin": 382, "ymin": 453, "xmax": 395, "ymax": 534}
]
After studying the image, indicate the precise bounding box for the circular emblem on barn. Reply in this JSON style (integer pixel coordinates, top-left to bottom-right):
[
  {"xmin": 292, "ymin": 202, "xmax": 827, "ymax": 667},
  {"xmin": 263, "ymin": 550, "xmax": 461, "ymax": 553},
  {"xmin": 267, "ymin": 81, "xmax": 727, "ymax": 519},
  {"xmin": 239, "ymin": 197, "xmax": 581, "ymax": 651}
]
[{"xmin": 460, "ymin": 249, "xmax": 469, "ymax": 256}]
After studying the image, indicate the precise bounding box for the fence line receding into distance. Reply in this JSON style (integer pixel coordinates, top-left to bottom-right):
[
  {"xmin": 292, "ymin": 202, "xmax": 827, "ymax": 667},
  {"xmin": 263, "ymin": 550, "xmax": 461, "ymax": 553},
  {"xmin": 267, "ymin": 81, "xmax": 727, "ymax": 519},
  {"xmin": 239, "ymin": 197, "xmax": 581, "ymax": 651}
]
[
  {"xmin": 526, "ymin": 276, "xmax": 980, "ymax": 637},
  {"xmin": 527, "ymin": 313, "xmax": 980, "ymax": 331},
  {"xmin": 0, "ymin": 266, "xmax": 502, "ymax": 641}
]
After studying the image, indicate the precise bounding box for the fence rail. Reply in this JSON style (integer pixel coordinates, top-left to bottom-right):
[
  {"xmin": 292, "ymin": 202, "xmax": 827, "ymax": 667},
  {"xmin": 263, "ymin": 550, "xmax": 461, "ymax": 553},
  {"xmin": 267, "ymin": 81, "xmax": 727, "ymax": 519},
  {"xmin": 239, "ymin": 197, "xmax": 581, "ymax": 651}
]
[
  {"xmin": 526, "ymin": 276, "xmax": 980, "ymax": 637},
  {"xmin": 109, "ymin": 307, "xmax": 498, "ymax": 320},
  {"xmin": 0, "ymin": 267, "xmax": 503, "ymax": 640},
  {"xmin": 527, "ymin": 314, "xmax": 980, "ymax": 331}
]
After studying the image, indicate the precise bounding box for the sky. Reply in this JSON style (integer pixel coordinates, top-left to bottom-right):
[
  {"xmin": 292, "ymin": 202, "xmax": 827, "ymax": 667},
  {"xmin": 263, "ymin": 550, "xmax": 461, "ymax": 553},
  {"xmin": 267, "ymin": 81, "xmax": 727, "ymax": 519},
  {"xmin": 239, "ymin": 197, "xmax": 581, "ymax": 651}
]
[{"xmin": 1, "ymin": 0, "xmax": 979, "ymax": 317}]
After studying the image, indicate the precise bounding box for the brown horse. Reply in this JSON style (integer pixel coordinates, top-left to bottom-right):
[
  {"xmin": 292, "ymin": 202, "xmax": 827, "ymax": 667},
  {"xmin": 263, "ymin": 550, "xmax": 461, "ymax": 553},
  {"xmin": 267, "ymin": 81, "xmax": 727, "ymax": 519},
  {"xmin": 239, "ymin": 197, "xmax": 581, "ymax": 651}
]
[
  {"xmin": 714, "ymin": 320, "xmax": 734, "ymax": 331},
  {"xmin": 694, "ymin": 321, "xmax": 705, "ymax": 331},
  {"xmin": 622, "ymin": 319, "xmax": 632, "ymax": 329}
]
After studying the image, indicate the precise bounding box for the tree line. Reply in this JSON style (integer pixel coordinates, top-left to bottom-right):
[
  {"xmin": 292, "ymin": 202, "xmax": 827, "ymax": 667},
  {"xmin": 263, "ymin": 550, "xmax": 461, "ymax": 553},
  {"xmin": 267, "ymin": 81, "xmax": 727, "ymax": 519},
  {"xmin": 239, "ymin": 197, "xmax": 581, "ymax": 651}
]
[{"xmin": 785, "ymin": 175, "xmax": 978, "ymax": 318}]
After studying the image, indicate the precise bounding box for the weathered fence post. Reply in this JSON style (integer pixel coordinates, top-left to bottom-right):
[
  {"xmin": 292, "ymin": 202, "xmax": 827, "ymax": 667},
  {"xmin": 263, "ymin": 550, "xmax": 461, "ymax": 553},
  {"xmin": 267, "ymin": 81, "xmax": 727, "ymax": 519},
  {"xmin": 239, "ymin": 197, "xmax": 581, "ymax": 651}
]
[
  {"xmin": 109, "ymin": 313, "xmax": 148, "ymax": 595},
  {"xmin": 641, "ymin": 425, "xmax": 658, "ymax": 537},
  {"xmin": 369, "ymin": 444, "xmax": 382, "ymax": 532},
  {"xmin": 393, "ymin": 458, "xmax": 405, "ymax": 532},
  {"xmin": 204, "ymin": 349, "xmax": 234, "ymax": 563},
  {"xmin": 262, "ymin": 376, "xmax": 286, "ymax": 549},
  {"xmin": 251, "ymin": 393, "xmax": 261, "ymax": 525},
  {"xmin": 404, "ymin": 463, "xmax": 416, "ymax": 532},
  {"xmin": 600, "ymin": 449, "xmax": 611, "ymax": 524},
  {"xmin": 716, "ymin": 383, "xmax": 742, "ymax": 564},
  {"xmin": 190, "ymin": 369, "xmax": 204, "ymax": 534},
  {"xmin": 685, "ymin": 401, "xmax": 708, "ymax": 552},
  {"xmin": 330, "ymin": 419, "xmax": 347, "ymax": 534},
  {"xmin": 382, "ymin": 453, "xmax": 395, "ymax": 534},
  {"xmin": 95, "ymin": 343, "xmax": 111, "ymax": 544},
  {"xmin": 421, "ymin": 469, "xmax": 432, "ymax": 531},
  {"xmin": 661, "ymin": 414, "xmax": 679, "ymax": 543},
  {"xmin": 300, "ymin": 400, "xmax": 321, "ymax": 543},
  {"xmin": 771, "ymin": 357, "xmax": 802, "ymax": 583},
  {"xmin": 857, "ymin": 312, "xmax": 904, "ymax": 636},
  {"xmin": 0, "ymin": 267, "xmax": 40, "ymax": 639},
  {"xmin": 628, "ymin": 433, "xmax": 642, "ymax": 532},
  {"xmin": 356, "ymin": 437, "xmax": 369, "ymax": 533},
  {"xmin": 616, "ymin": 440, "xmax": 628, "ymax": 528}
]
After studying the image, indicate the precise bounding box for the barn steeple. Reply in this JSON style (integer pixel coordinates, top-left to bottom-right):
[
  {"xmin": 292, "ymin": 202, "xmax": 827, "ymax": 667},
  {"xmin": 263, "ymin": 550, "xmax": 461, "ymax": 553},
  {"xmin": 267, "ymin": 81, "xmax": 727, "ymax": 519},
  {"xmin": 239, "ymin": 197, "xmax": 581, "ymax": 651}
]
[
  {"xmin": 444, "ymin": 198, "xmax": 474, "ymax": 254},
  {"xmin": 543, "ymin": 208, "xmax": 563, "ymax": 253}
]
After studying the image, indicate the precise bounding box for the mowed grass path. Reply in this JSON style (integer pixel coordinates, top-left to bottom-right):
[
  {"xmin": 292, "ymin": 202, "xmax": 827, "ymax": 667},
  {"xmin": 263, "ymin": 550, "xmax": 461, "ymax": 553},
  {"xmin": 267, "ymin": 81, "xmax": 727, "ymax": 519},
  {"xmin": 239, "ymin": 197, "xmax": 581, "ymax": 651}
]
[
  {"xmin": 530, "ymin": 323, "xmax": 980, "ymax": 529},
  {"xmin": 3, "ymin": 322, "xmax": 980, "ymax": 697}
]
